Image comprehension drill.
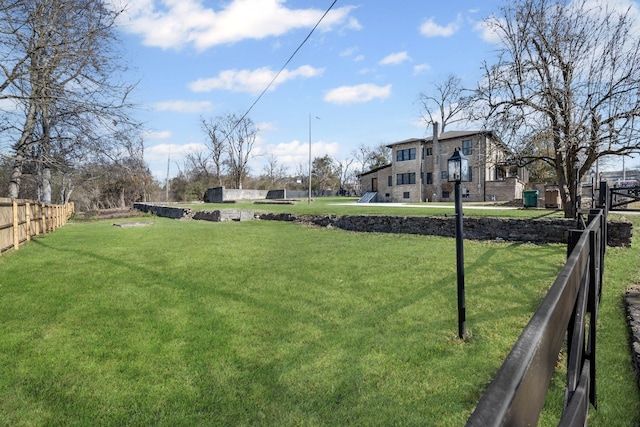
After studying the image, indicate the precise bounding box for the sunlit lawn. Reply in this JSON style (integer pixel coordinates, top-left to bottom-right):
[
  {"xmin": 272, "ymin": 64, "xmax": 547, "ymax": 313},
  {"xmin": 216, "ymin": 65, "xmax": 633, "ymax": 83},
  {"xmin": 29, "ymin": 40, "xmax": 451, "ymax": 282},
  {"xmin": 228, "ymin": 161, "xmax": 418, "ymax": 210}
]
[
  {"xmin": 0, "ymin": 212, "xmax": 637, "ymax": 425},
  {"xmin": 180, "ymin": 196, "xmax": 568, "ymax": 219}
]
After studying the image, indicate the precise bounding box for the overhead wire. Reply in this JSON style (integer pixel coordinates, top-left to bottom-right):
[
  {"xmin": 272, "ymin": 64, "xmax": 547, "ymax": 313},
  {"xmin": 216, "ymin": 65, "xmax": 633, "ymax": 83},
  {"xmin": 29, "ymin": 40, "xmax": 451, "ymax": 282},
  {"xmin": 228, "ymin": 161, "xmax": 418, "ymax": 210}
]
[{"xmin": 224, "ymin": 0, "xmax": 338, "ymax": 137}]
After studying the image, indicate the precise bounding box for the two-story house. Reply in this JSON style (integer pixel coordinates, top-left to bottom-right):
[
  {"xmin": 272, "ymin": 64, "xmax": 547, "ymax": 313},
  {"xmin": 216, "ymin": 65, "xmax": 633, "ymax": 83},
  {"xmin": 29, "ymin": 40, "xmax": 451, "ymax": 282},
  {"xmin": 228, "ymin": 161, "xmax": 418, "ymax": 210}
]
[{"xmin": 358, "ymin": 126, "xmax": 528, "ymax": 203}]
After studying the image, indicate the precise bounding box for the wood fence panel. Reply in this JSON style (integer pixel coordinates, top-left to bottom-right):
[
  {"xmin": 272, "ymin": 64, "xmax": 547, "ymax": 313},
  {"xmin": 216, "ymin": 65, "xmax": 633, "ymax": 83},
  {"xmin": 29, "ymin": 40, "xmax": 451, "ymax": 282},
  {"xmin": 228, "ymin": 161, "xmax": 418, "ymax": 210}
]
[
  {"xmin": 0, "ymin": 200, "xmax": 11, "ymax": 253},
  {"xmin": 0, "ymin": 198, "xmax": 73, "ymax": 255}
]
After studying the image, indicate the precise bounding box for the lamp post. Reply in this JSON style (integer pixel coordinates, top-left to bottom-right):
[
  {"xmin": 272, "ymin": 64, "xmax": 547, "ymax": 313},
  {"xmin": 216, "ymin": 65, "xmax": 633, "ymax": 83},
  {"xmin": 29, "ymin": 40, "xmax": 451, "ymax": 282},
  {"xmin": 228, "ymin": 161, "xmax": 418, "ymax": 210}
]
[
  {"xmin": 448, "ymin": 148, "xmax": 469, "ymax": 339},
  {"xmin": 573, "ymin": 159, "xmax": 580, "ymax": 218}
]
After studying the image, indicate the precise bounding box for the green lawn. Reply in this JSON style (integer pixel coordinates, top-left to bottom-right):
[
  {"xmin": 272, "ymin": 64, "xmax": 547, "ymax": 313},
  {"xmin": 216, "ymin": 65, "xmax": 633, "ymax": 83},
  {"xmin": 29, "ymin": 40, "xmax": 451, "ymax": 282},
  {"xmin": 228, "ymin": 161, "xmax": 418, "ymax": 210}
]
[
  {"xmin": 0, "ymin": 213, "xmax": 638, "ymax": 425},
  {"xmin": 180, "ymin": 196, "xmax": 568, "ymax": 219}
]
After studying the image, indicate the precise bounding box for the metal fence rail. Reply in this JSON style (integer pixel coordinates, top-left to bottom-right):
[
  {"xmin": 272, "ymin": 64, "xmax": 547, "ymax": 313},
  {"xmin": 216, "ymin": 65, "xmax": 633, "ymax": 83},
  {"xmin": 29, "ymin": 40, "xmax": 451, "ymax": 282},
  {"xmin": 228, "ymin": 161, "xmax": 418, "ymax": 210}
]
[{"xmin": 466, "ymin": 204, "xmax": 606, "ymax": 426}]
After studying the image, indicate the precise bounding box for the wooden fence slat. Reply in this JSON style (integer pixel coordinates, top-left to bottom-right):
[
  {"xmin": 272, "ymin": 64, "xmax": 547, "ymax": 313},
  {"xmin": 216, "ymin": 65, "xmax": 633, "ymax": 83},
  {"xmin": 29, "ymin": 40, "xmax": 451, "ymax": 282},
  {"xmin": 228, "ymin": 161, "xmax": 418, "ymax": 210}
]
[
  {"xmin": 25, "ymin": 202, "xmax": 30, "ymax": 241},
  {"xmin": 0, "ymin": 199, "xmax": 73, "ymax": 254},
  {"xmin": 12, "ymin": 199, "xmax": 18, "ymax": 251}
]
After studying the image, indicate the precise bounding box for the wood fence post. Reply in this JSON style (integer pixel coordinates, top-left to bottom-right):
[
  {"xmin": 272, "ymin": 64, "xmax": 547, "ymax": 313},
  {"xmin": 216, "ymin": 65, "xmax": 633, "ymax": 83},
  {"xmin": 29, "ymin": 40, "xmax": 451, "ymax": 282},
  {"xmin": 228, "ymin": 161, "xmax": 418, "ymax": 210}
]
[
  {"xmin": 12, "ymin": 199, "xmax": 19, "ymax": 251},
  {"xmin": 25, "ymin": 202, "xmax": 31, "ymax": 241},
  {"xmin": 41, "ymin": 203, "xmax": 46, "ymax": 234}
]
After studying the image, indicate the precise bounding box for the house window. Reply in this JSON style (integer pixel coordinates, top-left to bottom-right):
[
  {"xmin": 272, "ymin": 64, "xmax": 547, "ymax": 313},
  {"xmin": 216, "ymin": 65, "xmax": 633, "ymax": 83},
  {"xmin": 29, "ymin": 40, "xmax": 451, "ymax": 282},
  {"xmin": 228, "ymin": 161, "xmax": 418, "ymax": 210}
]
[
  {"xmin": 441, "ymin": 170, "xmax": 448, "ymax": 180},
  {"xmin": 396, "ymin": 148, "xmax": 416, "ymax": 161},
  {"xmin": 425, "ymin": 147, "xmax": 433, "ymax": 156},
  {"xmin": 396, "ymin": 172, "xmax": 416, "ymax": 185},
  {"xmin": 442, "ymin": 190, "xmax": 450, "ymax": 198},
  {"xmin": 388, "ymin": 175, "xmax": 392, "ymax": 187},
  {"xmin": 403, "ymin": 192, "xmax": 410, "ymax": 199},
  {"xmin": 468, "ymin": 166, "xmax": 473, "ymax": 182},
  {"xmin": 462, "ymin": 139, "xmax": 472, "ymax": 155},
  {"xmin": 426, "ymin": 172, "xmax": 433, "ymax": 184}
]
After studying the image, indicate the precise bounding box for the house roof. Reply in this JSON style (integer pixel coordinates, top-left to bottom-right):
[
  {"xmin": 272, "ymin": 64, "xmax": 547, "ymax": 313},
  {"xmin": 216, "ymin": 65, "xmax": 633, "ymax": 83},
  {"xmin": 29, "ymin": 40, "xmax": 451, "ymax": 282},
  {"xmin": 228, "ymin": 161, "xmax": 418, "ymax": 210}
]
[
  {"xmin": 356, "ymin": 163, "xmax": 391, "ymax": 178},
  {"xmin": 387, "ymin": 130, "xmax": 494, "ymax": 148}
]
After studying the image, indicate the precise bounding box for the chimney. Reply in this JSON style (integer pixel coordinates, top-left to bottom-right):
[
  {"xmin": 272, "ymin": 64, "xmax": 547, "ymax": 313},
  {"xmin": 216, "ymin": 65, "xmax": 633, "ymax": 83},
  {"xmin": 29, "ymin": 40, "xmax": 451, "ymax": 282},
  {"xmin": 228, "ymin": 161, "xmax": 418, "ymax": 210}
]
[{"xmin": 432, "ymin": 122, "xmax": 441, "ymax": 201}]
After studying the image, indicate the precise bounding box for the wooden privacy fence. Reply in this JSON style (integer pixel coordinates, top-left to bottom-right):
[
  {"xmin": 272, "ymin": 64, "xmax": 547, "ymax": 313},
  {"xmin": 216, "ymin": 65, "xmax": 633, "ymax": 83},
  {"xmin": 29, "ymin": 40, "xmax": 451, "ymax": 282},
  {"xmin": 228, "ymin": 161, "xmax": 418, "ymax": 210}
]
[
  {"xmin": 466, "ymin": 203, "xmax": 607, "ymax": 425},
  {"xmin": 0, "ymin": 198, "xmax": 74, "ymax": 255}
]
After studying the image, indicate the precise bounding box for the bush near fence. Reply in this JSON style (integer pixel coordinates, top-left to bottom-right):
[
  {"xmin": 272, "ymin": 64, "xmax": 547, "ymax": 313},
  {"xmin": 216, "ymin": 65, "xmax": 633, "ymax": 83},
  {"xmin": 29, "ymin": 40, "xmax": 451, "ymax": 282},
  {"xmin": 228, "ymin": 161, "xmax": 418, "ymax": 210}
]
[{"xmin": 0, "ymin": 198, "xmax": 74, "ymax": 255}]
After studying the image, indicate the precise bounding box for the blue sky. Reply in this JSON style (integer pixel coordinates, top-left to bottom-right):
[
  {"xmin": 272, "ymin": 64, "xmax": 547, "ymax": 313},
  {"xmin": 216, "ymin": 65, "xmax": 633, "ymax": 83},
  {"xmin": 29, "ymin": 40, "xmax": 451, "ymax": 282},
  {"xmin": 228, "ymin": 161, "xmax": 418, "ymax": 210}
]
[{"xmin": 112, "ymin": 0, "xmax": 636, "ymax": 181}]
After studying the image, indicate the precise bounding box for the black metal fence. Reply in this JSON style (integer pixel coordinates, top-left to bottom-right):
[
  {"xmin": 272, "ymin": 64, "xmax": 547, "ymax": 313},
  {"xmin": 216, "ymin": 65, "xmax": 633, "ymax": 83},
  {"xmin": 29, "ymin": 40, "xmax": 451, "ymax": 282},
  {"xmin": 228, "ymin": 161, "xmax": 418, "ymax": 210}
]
[{"xmin": 466, "ymin": 192, "xmax": 607, "ymax": 425}]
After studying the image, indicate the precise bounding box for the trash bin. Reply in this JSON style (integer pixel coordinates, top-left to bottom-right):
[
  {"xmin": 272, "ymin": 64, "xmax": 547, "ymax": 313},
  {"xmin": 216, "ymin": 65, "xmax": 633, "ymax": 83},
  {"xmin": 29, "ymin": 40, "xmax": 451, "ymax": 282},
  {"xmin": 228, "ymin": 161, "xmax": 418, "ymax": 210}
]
[{"xmin": 523, "ymin": 190, "xmax": 539, "ymax": 208}]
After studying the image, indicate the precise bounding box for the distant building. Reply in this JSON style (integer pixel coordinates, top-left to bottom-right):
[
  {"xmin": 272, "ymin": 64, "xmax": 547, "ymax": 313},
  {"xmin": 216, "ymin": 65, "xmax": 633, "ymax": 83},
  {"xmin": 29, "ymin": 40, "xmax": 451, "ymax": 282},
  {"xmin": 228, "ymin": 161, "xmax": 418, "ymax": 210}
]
[{"xmin": 358, "ymin": 125, "xmax": 528, "ymax": 203}]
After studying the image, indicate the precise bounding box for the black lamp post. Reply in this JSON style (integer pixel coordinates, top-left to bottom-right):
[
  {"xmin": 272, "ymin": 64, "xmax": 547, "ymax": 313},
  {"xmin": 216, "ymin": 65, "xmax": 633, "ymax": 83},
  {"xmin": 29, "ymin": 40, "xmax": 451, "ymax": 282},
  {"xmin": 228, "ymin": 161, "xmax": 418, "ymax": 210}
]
[
  {"xmin": 573, "ymin": 159, "xmax": 580, "ymax": 218},
  {"xmin": 448, "ymin": 148, "xmax": 469, "ymax": 339}
]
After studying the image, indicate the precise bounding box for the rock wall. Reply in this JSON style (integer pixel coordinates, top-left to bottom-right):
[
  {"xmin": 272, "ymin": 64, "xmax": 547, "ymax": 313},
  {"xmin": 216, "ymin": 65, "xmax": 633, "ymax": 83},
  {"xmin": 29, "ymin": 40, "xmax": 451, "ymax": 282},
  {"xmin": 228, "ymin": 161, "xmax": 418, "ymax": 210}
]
[
  {"xmin": 258, "ymin": 213, "xmax": 632, "ymax": 247},
  {"xmin": 193, "ymin": 210, "xmax": 255, "ymax": 222},
  {"xmin": 133, "ymin": 203, "xmax": 192, "ymax": 219},
  {"xmin": 626, "ymin": 284, "xmax": 640, "ymax": 388},
  {"xmin": 132, "ymin": 203, "xmax": 632, "ymax": 247}
]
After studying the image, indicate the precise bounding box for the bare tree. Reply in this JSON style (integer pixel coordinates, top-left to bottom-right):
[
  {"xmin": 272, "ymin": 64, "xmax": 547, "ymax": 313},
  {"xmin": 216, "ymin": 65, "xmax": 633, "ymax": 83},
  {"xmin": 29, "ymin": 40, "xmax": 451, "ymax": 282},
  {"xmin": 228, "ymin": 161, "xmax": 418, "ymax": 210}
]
[
  {"xmin": 200, "ymin": 113, "xmax": 258, "ymax": 190},
  {"xmin": 352, "ymin": 143, "xmax": 372, "ymax": 175},
  {"xmin": 335, "ymin": 157, "xmax": 354, "ymax": 193},
  {"xmin": 219, "ymin": 113, "xmax": 258, "ymax": 189},
  {"xmin": 474, "ymin": 0, "xmax": 640, "ymax": 217},
  {"xmin": 418, "ymin": 74, "xmax": 473, "ymax": 133},
  {"xmin": 261, "ymin": 154, "xmax": 288, "ymax": 189},
  {"xmin": 1, "ymin": 0, "xmax": 138, "ymax": 201},
  {"xmin": 200, "ymin": 117, "xmax": 225, "ymax": 186}
]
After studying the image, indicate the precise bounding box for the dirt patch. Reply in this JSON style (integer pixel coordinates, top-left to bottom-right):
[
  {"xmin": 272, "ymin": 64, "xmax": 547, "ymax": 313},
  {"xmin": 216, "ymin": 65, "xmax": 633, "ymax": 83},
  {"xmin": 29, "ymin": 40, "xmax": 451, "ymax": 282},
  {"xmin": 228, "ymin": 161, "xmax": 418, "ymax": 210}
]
[
  {"xmin": 74, "ymin": 208, "xmax": 145, "ymax": 221},
  {"xmin": 113, "ymin": 222, "xmax": 153, "ymax": 227}
]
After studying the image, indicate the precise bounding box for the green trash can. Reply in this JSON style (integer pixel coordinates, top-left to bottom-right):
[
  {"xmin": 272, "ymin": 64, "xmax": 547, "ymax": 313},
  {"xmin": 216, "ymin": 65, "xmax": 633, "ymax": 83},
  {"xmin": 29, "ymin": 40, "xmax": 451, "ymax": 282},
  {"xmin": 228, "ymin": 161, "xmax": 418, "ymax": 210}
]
[{"xmin": 523, "ymin": 190, "xmax": 539, "ymax": 207}]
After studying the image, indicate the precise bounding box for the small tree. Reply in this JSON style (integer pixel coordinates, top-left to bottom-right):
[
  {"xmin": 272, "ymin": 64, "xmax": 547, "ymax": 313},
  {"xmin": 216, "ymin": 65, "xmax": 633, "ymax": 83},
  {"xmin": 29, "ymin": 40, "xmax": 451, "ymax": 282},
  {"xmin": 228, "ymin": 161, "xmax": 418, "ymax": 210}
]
[{"xmin": 312, "ymin": 155, "xmax": 339, "ymax": 194}]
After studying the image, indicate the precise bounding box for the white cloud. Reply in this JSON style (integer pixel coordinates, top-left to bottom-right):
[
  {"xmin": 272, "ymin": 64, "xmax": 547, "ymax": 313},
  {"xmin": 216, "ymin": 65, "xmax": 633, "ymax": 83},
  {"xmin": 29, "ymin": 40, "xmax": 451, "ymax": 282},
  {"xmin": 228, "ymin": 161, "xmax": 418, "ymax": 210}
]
[
  {"xmin": 150, "ymin": 100, "xmax": 214, "ymax": 113},
  {"xmin": 413, "ymin": 64, "xmax": 431, "ymax": 75},
  {"xmin": 324, "ymin": 83, "xmax": 392, "ymax": 105},
  {"xmin": 474, "ymin": 16, "xmax": 502, "ymax": 44},
  {"xmin": 379, "ymin": 51, "xmax": 411, "ymax": 65},
  {"xmin": 340, "ymin": 46, "xmax": 358, "ymax": 57},
  {"xmin": 255, "ymin": 139, "xmax": 340, "ymax": 172},
  {"xmin": 419, "ymin": 14, "xmax": 462, "ymax": 37},
  {"xmin": 144, "ymin": 130, "xmax": 172, "ymax": 140},
  {"xmin": 115, "ymin": 0, "xmax": 359, "ymax": 50},
  {"xmin": 188, "ymin": 65, "xmax": 325, "ymax": 94},
  {"xmin": 256, "ymin": 121, "xmax": 277, "ymax": 133},
  {"xmin": 145, "ymin": 142, "xmax": 206, "ymax": 163}
]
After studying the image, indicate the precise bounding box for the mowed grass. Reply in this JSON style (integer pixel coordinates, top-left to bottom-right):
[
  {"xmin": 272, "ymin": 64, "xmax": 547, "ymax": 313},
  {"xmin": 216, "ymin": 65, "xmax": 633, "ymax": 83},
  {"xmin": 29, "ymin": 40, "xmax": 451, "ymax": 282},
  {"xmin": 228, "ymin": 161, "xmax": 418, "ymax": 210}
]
[
  {"xmin": 0, "ymin": 215, "xmax": 638, "ymax": 425},
  {"xmin": 181, "ymin": 196, "xmax": 568, "ymax": 219}
]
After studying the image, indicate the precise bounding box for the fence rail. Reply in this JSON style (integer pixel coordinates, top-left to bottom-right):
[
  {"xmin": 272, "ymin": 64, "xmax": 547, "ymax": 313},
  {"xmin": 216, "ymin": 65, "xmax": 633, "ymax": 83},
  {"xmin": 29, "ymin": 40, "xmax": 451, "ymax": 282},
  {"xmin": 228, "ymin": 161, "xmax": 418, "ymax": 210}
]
[
  {"xmin": 0, "ymin": 198, "xmax": 74, "ymax": 255},
  {"xmin": 466, "ymin": 199, "xmax": 607, "ymax": 425}
]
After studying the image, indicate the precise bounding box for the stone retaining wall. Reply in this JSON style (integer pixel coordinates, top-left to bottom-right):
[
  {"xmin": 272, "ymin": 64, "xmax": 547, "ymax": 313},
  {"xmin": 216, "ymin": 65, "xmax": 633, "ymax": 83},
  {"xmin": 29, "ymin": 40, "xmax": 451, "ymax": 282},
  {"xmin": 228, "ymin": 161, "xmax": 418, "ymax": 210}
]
[
  {"xmin": 258, "ymin": 213, "xmax": 632, "ymax": 247},
  {"xmin": 132, "ymin": 203, "xmax": 632, "ymax": 247},
  {"xmin": 626, "ymin": 284, "xmax": 640, "ymax": 388},
  {"xmin": 133, "ymin": 203, "xmax": 192, "ymax": 219},
  {"xmin": 193, "ymin": 210, "xmax": 255, "ymax": 222}
]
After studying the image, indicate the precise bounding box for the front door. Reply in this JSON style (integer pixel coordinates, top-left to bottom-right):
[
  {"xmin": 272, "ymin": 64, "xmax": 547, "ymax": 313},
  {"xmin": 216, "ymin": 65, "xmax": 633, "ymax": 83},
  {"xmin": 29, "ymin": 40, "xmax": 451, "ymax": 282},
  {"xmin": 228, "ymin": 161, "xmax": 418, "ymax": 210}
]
[{"xmin": 372, "ymin": 178, "xmax": 378, "ymax": 192}]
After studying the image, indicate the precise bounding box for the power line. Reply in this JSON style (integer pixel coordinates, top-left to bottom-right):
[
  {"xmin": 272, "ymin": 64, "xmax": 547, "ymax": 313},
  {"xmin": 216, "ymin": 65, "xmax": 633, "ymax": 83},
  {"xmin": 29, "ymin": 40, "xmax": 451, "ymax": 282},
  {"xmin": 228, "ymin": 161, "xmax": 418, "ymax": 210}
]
[{"xmin": 227, "ymin": 0, "xmax": 338, "ymax": 134}]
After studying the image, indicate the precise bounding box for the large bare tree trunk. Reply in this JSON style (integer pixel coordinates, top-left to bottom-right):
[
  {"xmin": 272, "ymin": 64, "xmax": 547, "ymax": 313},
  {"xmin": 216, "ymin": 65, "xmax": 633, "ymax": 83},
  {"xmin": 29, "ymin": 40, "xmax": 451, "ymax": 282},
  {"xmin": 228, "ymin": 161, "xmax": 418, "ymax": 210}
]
[{"xmin": 8, "ymin": 102, "xmax": 38, "ymax": 198}]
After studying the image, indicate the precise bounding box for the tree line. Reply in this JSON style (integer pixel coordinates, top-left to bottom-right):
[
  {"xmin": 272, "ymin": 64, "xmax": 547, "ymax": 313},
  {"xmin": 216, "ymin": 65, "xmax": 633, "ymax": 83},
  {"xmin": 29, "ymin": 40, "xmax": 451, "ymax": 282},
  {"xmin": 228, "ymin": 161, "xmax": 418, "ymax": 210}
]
[
  {"xmin": 167, "ymin": 113, "xmax": 392, "ymax": 202},
  {"xmin": 0, "ymin": 0, "xmax": 150, "ymax": 210}
]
